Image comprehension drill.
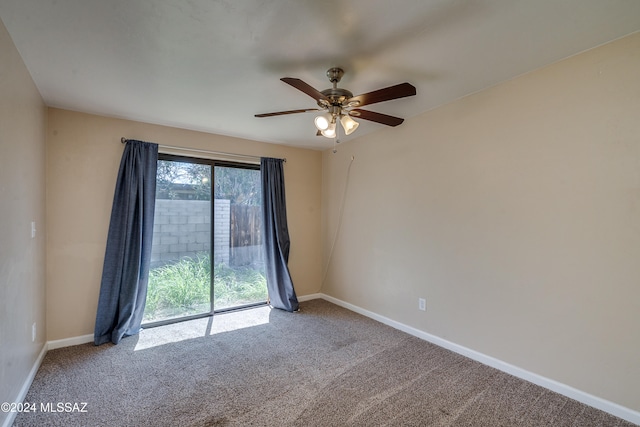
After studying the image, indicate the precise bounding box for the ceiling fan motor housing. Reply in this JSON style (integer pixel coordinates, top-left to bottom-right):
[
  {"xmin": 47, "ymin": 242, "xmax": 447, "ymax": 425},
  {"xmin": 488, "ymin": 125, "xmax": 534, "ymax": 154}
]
[
  {"xmin": 318, "ymin": 88, "xmax": 354, "ymax": 108},
  {"xmin": 316, "ymin": 67, "xmax": 355, "ymax": 109}
]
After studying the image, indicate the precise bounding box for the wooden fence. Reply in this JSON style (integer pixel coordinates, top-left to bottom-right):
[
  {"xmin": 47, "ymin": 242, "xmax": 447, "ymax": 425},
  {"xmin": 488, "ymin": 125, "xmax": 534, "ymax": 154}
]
[{"xmin": 230, "ymin": 205, "xmax": 261, "ymax": 248}]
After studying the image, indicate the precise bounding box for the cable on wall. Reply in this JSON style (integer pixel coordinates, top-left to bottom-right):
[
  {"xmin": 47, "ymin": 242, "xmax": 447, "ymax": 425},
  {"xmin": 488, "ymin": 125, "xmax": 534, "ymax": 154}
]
[{"xmin": 321, "ymin": 155, "xmax": 355, "ymax": 287}]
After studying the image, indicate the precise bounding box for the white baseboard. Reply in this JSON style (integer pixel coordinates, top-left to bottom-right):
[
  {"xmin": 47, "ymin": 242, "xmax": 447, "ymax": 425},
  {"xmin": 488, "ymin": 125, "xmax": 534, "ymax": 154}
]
[
  {"xmin": 316, "ymin": 293, "xmax": 640, "ymax": 426},
  {"xmin": 2, "ymin": 343, "xmax": 47, "ymax": 427},
  {"xmin": 47, "ymin": 334, "xmax": 94, "ymax": 350},
  {"xmin": 297, "ymin": 293, "xmax": 323, "ymax": 302}
]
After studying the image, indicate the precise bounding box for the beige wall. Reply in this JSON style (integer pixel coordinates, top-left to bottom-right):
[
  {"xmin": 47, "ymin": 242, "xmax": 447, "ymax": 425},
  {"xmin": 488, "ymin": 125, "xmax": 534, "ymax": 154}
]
[
  {"xmin": 0, "ymin": 18, "xmax": 47, "ymax": 424},
  {"xmin": 321, "ymin": 32, "xmax": 640, "ymax": 411},
  {"xmin": 46, "ymin": 109, "xmax": 322, "ymax": 340}
]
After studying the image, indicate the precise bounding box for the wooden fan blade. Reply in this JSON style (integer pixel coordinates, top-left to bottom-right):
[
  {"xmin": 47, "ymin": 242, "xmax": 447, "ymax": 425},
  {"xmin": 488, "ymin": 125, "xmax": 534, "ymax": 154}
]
[
  {"xmin": 255, "ymin": 108, "xmax": 320, "ymax": 118},
  {"xmin": 349, "ymin": 109, "xmax": 405, "ymax": 127},
  {"xmin": 347, "ymin": 83, "xmax": 416, "ymax": 107},
  {"xmin": 281, "ymin": 78, "xmax": 329, "ymax": 103}
]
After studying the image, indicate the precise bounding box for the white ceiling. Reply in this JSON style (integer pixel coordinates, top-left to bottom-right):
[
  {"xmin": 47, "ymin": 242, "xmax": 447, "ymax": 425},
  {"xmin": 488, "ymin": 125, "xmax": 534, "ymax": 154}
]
[{"xmin": 1, "ymin": 1, "xmax": 639, "ymax": 149}]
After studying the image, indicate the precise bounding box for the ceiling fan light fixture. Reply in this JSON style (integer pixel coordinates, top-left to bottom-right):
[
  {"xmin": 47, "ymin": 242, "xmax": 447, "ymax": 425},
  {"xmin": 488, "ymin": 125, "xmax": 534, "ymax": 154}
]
[
  {"xmin": 321, "ymin": 122, "xmax": 337, "ymax": 138},
  {"xmin": 340, "ymin": 115, "xmax": 359, "ymax": 135},
  {"xmin": 314, "ymin": 113, "xmax": 332, "ymax": 131}
]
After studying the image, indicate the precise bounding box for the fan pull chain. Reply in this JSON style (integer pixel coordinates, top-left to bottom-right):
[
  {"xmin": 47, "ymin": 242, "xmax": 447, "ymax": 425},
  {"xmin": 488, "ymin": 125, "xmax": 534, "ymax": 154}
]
[{"xmin": 333, "ymin": 118, "xmax": 340, "ymax": 153}]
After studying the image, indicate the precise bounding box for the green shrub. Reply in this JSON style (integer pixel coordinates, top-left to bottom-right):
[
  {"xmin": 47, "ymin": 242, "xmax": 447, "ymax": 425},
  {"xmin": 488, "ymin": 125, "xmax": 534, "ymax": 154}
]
[
  {"xmin": 143, "ymin": 253, "xmax": 267, "ymax": 322},
  {"xmin": 213, "ymin": 263, "xmax": 268, "ymax": 309}
]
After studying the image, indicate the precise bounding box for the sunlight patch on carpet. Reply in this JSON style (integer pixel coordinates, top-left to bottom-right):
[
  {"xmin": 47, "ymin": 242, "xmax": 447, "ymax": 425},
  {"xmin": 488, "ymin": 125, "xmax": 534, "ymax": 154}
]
[{"xmin": 134, "ymin": 305, "xmax": 272, "ymax": 351}]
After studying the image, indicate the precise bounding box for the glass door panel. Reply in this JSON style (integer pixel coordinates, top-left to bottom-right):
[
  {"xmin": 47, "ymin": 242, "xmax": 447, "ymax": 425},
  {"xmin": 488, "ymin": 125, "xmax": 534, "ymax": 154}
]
[
  {"xmin": 213, "ymin": 166, "xmax": 267, "ymax": 310},
  {"xmin": 144, "ymin": 159, "xmax": 212, "ymax": 324}
]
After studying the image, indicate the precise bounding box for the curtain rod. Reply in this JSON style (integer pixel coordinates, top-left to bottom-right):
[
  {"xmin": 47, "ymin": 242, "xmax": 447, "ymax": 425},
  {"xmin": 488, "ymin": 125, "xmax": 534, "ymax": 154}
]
[{"xmin": 120, "ymin": 137, "xmax": 286, "ymax": 162}]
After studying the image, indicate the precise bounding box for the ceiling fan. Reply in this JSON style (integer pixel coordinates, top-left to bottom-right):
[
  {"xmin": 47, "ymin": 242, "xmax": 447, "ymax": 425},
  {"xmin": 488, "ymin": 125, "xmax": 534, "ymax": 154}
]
[{"xmin": 255, "ymin": 67, "xmax": 416, "ymax": 139}]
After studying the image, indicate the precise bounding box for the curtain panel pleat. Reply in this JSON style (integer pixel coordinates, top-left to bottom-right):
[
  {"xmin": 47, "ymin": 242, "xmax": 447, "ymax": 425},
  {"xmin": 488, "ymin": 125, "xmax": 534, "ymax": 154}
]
[
  {"xmin": 261, "ymin": 157, "xmax": 299, "ymax": 312},
  {"xmin": 94, "ymin": 140, "xmax": 158, "ymax": 345}
]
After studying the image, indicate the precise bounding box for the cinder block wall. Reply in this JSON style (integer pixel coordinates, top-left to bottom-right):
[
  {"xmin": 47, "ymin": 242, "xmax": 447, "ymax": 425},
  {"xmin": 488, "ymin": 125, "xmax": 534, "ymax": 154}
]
[{"xmin": 151, "ymin": 199, "xmax": 230, "ymax": 266}]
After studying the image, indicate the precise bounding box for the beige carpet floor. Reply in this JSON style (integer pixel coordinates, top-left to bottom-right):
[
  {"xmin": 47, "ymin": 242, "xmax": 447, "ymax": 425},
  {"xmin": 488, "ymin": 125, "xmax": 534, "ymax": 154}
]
[{"xmin": 14, "ymin": 299, "xmax": 636, "ymax": 426}]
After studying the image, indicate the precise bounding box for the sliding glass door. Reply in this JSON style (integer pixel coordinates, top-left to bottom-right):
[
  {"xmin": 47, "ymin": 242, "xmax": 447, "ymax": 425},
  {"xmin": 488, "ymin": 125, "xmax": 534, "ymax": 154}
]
[{"xmin": 143, "ymin": 155, "xmax": 267, "ymax": 325}]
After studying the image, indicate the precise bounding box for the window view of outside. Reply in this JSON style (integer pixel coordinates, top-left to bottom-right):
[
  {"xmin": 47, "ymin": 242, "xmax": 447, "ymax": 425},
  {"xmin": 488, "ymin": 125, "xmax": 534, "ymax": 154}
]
[{"xmin": 143, "ymin": 159, "xmax": 267, "ymax": 324}]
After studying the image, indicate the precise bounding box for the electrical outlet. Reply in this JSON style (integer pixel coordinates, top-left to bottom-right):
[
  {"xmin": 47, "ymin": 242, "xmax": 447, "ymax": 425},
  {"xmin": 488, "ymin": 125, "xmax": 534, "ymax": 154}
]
[
  {"xmin": 418, "ymin": 298, "xmax": 426, "ymax": 311},
  {"xmin": 31, "ymin": 221, "xmax": 36, "ymax": 239},
  {"xmin": 32, "ymin": 323, "xmax": 36, "ymax": 342}
]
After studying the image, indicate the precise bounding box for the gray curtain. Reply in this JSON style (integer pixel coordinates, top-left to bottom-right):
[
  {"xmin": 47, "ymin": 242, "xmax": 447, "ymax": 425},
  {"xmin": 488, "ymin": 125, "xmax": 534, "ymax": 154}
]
[
  {"xmin": 261, "ymin": 157, "xmax": 299, "ymax": 312},
  {"xmin": 94, "ymin": 140, "xmax": 158, "ymax": 345}
]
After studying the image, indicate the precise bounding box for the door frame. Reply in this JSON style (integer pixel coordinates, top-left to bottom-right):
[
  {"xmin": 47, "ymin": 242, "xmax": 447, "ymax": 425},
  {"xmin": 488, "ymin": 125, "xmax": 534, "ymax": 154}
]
[{"xmin": 142, "ymin": 154, "xmax": 267, "ymax": 329}]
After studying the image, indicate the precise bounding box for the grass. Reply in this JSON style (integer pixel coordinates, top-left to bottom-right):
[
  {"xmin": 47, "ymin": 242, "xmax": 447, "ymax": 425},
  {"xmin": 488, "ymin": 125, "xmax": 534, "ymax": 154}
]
[{"xmin": 143, "ymin": 253, "xmax": 267, "ymax": 322}]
